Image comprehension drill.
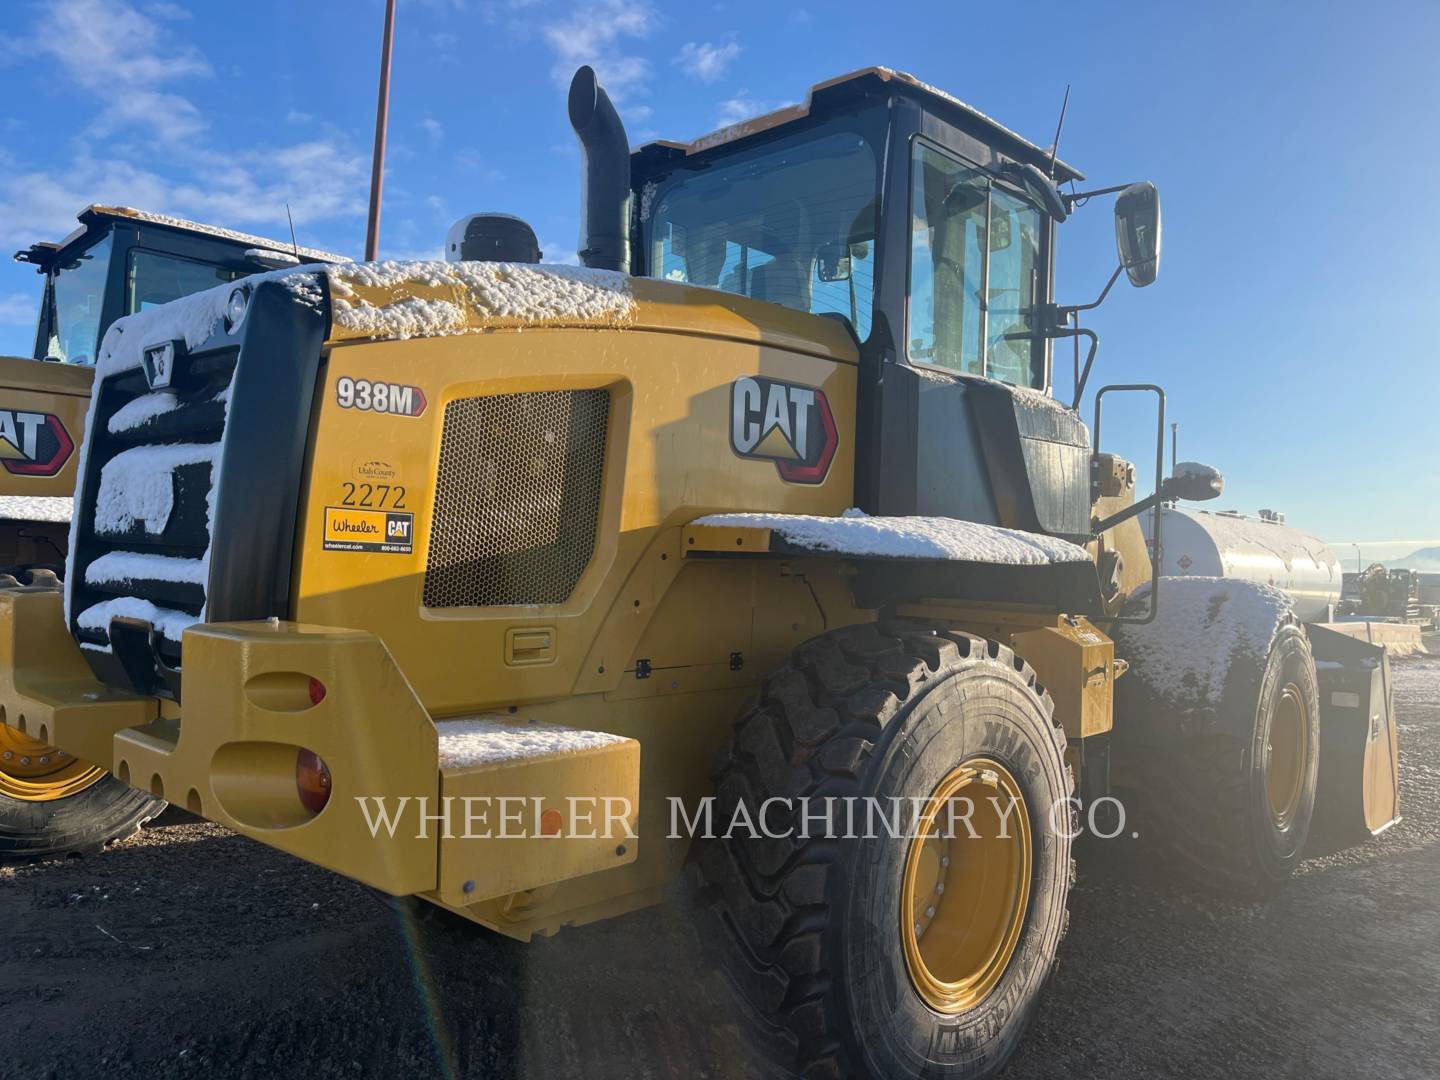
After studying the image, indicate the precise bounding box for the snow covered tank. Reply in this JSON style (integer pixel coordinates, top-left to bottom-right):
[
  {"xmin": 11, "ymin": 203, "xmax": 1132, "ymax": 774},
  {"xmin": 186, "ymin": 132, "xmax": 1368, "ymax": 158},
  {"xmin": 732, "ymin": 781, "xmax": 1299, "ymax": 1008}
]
[{"xmin": 1150, "ymin": 506, "xmax": 1341, "ymax": 622}]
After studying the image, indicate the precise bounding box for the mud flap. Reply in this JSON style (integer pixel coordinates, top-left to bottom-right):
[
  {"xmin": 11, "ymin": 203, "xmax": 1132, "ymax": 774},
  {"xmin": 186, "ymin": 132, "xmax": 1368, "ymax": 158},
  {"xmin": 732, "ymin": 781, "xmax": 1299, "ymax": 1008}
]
[{"xmin": 1305, "ymin": 624, "xmax": 1400, "ymax": 855}]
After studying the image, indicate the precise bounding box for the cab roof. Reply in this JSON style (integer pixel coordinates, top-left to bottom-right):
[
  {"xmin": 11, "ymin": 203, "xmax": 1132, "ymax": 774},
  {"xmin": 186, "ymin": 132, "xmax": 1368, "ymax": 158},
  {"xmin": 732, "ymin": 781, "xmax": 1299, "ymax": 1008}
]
[
  {"xmin": 13, "ymin": 204, "xmax": 347, "ymax": 269},
  {"xmin": 635, "ymin": 67, "xmax": 1084, "ymax": 183}
]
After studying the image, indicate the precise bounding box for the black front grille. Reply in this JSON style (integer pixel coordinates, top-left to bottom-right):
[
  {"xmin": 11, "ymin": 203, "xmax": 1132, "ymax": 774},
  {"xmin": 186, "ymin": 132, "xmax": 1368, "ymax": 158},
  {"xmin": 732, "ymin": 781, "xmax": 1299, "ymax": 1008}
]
[
  {"xmin": 67, "ymin": 349, "xmax": 237, "ymax": 670},
  {"xmin": 66, "ymin": 278, "xmax": 330, "ymax": 700},
  {"xmin": 423, "ymin": 390, "xmax": 609, "ymax": 608}
]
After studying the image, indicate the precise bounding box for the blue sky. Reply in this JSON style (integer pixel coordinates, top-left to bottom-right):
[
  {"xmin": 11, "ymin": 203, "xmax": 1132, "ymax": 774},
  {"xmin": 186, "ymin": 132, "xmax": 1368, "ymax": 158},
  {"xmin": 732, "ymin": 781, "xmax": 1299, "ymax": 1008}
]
[{"xmin": 1, "ymin": 0, "xmax": 1436, "ymax": 557}]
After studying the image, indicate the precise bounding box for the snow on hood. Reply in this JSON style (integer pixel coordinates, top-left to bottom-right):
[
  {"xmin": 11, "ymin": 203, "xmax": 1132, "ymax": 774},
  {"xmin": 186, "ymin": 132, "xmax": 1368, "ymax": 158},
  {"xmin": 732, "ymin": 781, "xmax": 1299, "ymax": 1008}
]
[
  {"xmin": 1113, "ymin": 576, "xmax": 1292, "ymax": 713},
  {"xmin": 326, "ymin": 260, "xmax": 635, "ymax": 341},
  {"xmin": 693, "ymin": 508, "xmax": 1091, "ymax": 565},
  {"xmin": 0, "ymin": 496, "xmax": 73, "ymax": 524}
]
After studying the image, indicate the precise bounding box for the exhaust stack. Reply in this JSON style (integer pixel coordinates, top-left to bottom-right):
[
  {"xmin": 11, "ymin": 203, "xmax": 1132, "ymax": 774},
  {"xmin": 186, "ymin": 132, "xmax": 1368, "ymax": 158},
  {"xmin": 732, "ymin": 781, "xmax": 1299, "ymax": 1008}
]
[{"xmin": 568, "ymin": 66, "xmax": 631, "ymax": 274}]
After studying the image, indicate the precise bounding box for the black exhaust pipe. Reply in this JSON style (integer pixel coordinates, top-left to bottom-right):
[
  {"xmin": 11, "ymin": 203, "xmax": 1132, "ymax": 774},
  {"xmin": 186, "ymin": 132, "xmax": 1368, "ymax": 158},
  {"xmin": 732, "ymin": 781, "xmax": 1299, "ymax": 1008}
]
[{"xmin": 568, "ymin": 65, "xmax": 631, "ymax": 274}]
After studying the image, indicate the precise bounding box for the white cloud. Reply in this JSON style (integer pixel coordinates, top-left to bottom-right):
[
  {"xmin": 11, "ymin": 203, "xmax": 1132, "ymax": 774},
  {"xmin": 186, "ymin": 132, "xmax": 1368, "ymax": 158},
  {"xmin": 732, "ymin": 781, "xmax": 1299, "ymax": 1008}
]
[
  {"xmin": 539, "ymin": 239, "xmax": 580, "ymax": 266},
  {"xmin": 420, "ymin": 117, "xmax": 445, "ymax": 144},
  {"xmin": 142, "ymin": 1, "xmax": 192, "ymax": 19},
  {"xmin": 540, "ymin": 0, "xmax": 657, "ymax": 103},
  {"xmin": 674, "ymin": 40, "xmax": 739, "ymax": 83},
  {"xmin": 7, "ymin": 0, "xmax": 213, "ymax": 143},
  {"xmin": 0, "ymin": 2, "xmax": 370, "ymax": 254},
  {"xmin": 0, "ymin": 294, "xmax": 36, "ymax": 327},
  {"xmin": 716, "ymin": 91, "xmax": 778, "ymax": 128}
]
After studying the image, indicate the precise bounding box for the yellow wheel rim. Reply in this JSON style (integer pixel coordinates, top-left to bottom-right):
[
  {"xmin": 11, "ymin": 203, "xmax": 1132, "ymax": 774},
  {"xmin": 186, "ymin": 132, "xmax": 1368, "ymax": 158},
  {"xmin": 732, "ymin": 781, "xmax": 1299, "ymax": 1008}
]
[
  {"xmin": 1266, "ymin": 683, "xmax": 1309, "ymax": 829},
  {"xmin": 900, "ymin": 757, "xmax": 1032, "ymax": 1015},
  {"xmin": 0, "ymin": 726, "xmax": 106, "ymax": 801}
]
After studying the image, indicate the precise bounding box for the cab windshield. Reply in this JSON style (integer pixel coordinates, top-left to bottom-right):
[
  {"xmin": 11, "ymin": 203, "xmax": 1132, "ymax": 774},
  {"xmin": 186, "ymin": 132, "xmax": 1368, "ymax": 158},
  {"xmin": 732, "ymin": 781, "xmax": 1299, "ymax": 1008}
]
[
  {"xmin": 645, "ymin": 119, "xmax": 882, "ymax": 339},
  {"xmin": 46, "ymin": 234, "xmax": 112, "ymax": 365}
]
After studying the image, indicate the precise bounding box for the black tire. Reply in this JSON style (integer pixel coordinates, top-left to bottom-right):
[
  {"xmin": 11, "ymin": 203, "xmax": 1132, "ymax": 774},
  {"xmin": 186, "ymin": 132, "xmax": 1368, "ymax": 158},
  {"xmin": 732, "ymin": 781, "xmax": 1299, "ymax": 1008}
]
[
  {"xmin": 0, "ymin": 775, "xmax": 165, "ymax": 861},
  {"xmin": 688, "ymin": 621, "xmax": 1073, "ymax": 1080},
  {"xmin": 1125, "ymin": 622, "xmax": 1320, "ymax": 898}
]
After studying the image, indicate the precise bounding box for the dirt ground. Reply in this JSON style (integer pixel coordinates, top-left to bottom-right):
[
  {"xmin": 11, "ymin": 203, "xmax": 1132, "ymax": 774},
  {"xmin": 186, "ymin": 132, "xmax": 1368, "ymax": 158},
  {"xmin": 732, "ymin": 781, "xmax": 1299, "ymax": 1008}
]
[{"xmin": 4, "ymin": 648, "xmax": 1438, "ymax": 1080}]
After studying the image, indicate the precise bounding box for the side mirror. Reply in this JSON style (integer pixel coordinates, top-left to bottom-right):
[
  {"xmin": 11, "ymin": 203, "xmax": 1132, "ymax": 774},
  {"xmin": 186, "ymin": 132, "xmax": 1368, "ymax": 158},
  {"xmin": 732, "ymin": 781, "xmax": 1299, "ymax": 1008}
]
[
  {"xmin": 1162, "ymin": 461, "xmax": 1223, "ymax": 502},
  {"xmin": 1114, "ymin": 181, "xmax": 1161, "ymax": 287},
  {"xmin": 815, "ymin": 241, "xmax": 851, "ymax": 283}
]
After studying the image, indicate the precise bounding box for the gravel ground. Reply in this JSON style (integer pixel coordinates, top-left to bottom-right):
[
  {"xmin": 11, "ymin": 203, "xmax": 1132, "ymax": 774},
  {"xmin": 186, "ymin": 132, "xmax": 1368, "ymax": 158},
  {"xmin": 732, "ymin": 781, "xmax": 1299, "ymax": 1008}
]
[{"xmin": 3, "ymin": 650, "xmax": 1438, "ymax": 1080}]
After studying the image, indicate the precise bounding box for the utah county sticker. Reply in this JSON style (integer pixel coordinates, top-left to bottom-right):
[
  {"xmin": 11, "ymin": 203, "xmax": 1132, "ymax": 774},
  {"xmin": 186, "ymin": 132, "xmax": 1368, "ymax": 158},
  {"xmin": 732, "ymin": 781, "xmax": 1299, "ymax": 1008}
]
[{"xmin": 323, "ymin": 506, "xmax": 414, "ymax": 554}]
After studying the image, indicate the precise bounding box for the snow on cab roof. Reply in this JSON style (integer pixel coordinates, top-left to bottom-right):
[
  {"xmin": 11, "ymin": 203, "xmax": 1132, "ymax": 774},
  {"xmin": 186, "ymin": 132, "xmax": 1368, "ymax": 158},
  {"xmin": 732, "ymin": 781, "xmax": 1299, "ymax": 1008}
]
[
  {"xmin": 640, "ymin": 67, "xmax": 1084, "ymax": 182},
  {"xmin": 85, "ymin": 206, "xmax": 348, "ymax": 263}
]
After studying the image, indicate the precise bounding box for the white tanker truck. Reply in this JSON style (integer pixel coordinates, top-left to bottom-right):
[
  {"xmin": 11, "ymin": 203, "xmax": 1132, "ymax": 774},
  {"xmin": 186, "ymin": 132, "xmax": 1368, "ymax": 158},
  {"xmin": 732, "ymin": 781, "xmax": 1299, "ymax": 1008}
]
[{"xmin": 1151, "ymin": 506, "xmax": 1341, "ymax": 622}]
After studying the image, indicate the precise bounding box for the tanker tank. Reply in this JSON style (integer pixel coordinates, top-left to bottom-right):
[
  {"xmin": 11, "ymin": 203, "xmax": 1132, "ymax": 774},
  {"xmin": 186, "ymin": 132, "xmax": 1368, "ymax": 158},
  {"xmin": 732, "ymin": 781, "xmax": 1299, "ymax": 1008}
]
[{"xmin": 1150, "ymin": 507, "xmax": 1341, "ymax": 623}]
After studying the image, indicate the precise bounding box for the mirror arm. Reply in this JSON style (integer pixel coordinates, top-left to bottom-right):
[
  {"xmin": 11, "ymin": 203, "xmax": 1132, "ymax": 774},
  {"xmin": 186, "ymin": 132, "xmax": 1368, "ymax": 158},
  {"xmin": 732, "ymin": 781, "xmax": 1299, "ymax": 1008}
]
[
  {"xmin": 1059, "ymin": 263, "xmax": 1125, "ymax": 318},
  {"xmin": 1061, "ymin": 182, "xmax": 1132, "ymax": 212},
  {"xmin": 1092, "ymin": 487, "xmax": 1165, "ymax": 538},
  {"xmin": 1043, "ymin": 323, "xmax": 1100, "ymax": 410}
]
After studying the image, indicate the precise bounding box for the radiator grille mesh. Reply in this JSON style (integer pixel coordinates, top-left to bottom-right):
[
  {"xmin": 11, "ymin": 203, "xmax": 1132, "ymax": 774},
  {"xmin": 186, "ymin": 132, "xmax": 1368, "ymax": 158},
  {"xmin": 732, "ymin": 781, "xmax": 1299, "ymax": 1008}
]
[{"xmin": 423, "ymin": 389, "xmax": 609, "ymax": 607}]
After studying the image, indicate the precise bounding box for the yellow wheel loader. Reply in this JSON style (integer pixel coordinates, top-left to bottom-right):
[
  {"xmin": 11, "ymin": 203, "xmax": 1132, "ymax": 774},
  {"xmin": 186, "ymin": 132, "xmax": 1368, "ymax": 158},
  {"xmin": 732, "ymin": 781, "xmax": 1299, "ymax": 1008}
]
[
  {"xmin": 0, "ymin": 67, "xmax": 1399, "ymax": 1078},
  {"xmin": 0, "ymin": 206, "xmax": 340, "ymax": 852}
]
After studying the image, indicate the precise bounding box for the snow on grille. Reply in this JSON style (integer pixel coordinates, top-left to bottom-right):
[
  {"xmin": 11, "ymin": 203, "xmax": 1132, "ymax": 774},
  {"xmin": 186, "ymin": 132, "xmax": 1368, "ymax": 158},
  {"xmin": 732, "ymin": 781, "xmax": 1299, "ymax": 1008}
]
[
  {"xmin": 436, "ymin": 717, "xmax": 627, "ymax": 769},
  {"xmin": 423, "ymin": 390, "xmax": 609, "ymax": 608}
]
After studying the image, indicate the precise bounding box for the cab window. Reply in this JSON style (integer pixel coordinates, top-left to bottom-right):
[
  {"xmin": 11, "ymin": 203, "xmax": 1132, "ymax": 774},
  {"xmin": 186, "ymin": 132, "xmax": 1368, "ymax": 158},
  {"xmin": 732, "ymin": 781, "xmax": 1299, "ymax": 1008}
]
[
  {"xmin": 648, "ymin": 124, "xmax": 880, "ymax": 339},
  {"xmin": 127, "ymin": 249, "xmax": 243, "ymax": 313},
  {"xmin": 908, "ymin": 142, "xmax": 1045, "ymax": 387}
]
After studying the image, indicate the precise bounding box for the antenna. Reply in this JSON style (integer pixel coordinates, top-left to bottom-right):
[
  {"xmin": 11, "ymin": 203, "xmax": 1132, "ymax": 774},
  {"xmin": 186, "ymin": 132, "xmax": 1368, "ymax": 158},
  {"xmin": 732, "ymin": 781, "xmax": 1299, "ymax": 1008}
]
[
  {"xmin": 286, "ymin": 203, "xmax": 300, "ymax": 260},
  {"xmin": 1047, "ymin": 84, "xmax": 1071, "ymax": 178}
]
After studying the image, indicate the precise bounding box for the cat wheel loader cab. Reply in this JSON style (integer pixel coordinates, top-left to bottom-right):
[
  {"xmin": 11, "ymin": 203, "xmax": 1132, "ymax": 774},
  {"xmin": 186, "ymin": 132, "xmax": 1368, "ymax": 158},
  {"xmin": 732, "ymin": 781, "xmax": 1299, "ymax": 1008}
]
[{"xmin": 0, "ymin": 66, "xmax": 1400, "ymax": 1080}]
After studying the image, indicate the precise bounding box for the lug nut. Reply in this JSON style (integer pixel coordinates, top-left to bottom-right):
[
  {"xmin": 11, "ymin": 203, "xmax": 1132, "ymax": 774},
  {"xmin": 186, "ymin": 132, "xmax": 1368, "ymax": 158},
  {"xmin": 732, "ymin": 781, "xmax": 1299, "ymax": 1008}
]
[
  {"xmin": 39, "ymin": 756, "xmax": 49, "ymax": 765},
  {"xmin": 926, "ymin": 906, "xmax": 936, "ymax": 918},
  {"xmin": 19, "ymin": 756, "xmax": 30, "ymax": 765},
  {"xmin": 1, "ymin": 751, "xmax": 10, "ymax": 760}
]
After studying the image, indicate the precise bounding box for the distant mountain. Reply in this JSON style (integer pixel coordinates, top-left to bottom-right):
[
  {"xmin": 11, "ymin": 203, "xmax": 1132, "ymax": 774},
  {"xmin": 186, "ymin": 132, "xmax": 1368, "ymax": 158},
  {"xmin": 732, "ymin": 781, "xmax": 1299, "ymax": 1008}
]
[{"xmin": 1392, "ymin": 546, "xmax": 1440, "ymax": 571}]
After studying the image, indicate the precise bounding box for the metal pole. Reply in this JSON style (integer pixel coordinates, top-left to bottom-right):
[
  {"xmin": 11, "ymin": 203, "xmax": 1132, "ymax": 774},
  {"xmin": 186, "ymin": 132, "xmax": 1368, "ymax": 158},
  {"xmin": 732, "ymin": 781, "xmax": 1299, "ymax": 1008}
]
[
  {"xmin": 1353, "ymin": 544, "xmax": 1362, "ymax": 574},
  {"xmin": 364, "ymin": 0, "xmax": 397, "ymax": 262},
  {"xmin": 1170, "ymin": 422, "xmax": 1178, "ymax": 477}
]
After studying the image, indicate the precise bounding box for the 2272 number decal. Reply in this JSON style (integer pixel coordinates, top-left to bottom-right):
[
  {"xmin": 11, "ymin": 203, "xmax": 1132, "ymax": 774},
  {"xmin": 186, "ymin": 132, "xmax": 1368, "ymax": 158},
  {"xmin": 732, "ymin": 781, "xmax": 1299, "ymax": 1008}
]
[
  {"xmin": 341, "ymin": 482, "xmax": 406, "ymax": 509},
  {"xmin": 335, "ymin": 376, "xmax": 427, "ymax": 417}
]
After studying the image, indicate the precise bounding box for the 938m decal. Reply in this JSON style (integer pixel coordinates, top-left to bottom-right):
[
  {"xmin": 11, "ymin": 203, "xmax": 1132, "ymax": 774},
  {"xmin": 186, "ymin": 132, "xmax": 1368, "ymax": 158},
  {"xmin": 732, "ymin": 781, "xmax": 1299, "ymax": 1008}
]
[
  {"xmin": 335, "ymin": 376, "xmax": 427, "ymax": 417},
  {"xmin": 730, "ymin": 376, "xmax": 838, "ymax": 484}
]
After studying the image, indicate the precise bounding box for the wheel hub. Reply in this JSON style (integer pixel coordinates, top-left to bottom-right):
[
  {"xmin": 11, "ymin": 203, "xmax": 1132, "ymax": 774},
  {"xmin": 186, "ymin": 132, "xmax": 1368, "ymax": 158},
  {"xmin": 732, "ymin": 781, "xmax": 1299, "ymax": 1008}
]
[
  {"xmin": 0, "ymin": 726, "xmax": 105, "ymax": 801},
  {"xmin": 1265, "ymin": 683, "xmax": 1309, "ymax": 829},
  {"xmin": 900, "ymin": 757, "xmax": 1032, "ymax": 1015}
]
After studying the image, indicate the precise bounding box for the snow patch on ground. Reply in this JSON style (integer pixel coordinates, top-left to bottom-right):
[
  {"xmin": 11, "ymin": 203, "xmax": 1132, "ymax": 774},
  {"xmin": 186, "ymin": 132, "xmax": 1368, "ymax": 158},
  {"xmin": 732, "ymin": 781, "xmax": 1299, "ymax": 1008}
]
[
  {"xmin": 326, "ymin": 260, "xmax": 635, "ymax": 341},
  {"xmin": 93, "ymin": 443, "xmax": 219, "ymax": 536},
  {"xmin": 0, "ymin": 496, "xmax": 73, "ymax": 523},
  {"xmin": 85, "ymin": 551, "xmax": 207, "ymax": 587},
  {"xmin": 1114, "ymin": 576, "xmax": 1291, "ymax": 711},
  {"xmin": 436, "ymin": 717, "xmax": 628, "ymax": 770},
  {"xmin": 75, "ymin": 596, "xmax": 198, "ymax": 645},
  {"xmin": 694, "ymin": 509, "xmax": 1091, "ymax": 565},
  {"xmin": 108, "ymin": 390, "xmax": 181, "ymax": 434}
]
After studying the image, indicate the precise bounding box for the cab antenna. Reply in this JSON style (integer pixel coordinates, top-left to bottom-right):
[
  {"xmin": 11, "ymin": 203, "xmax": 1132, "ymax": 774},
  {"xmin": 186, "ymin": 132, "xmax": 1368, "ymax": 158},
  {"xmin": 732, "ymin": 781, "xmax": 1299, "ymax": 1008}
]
[{"xmin": 1047, "ymin": 85, "xmax": 1071, "ymax": 178}]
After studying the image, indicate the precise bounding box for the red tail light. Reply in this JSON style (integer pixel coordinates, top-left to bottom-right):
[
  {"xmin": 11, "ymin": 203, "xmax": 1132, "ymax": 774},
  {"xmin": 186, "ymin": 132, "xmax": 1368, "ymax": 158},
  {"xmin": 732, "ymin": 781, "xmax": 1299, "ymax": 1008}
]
[
  {"xmin": 295, "ymin": 749, "xmax": 332, "ymax": 813},
  {"xmin": 307, "ymin": 677, "xmax": 327, "ymax": 705}
]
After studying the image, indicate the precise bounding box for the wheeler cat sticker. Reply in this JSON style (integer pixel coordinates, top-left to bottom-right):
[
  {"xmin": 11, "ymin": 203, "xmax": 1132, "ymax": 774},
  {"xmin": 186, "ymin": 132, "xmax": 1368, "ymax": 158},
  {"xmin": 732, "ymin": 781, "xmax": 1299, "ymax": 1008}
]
[
  {"xmin": 323, "ymin": 507, "xmax": 414, "ymax": 554},
  {"xmin": 0, "ymin": 409, "xmax": 74, "ymax": 477},
  {"xmin": 729, "ymin": 376, "xmax": 837, "ymax": 484}
]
